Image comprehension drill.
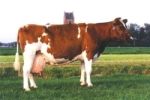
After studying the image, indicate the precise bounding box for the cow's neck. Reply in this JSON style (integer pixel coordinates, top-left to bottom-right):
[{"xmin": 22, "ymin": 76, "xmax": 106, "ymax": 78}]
[
  {"xmin": 94, "ymin": 22, "xmax": 113, "ymax": 41},
  {"xmin": 93, "ymin": 22, "xmax": 113, "ymax": 57}
]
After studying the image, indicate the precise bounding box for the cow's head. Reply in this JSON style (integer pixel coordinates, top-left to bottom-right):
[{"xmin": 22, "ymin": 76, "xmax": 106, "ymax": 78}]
[{"xmin": 110, "ymin": 17, "xmax": 133, "ymax": 41}]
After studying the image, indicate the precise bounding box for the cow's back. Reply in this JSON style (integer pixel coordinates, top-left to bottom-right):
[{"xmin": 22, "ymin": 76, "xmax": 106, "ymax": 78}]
[
  {"xmin": 18, "ymin": 23, "xmax": 88, "ymax": 60},
  {"xmin": 46, "ymin": 23, "xmax": 87, "ymax": 59}
]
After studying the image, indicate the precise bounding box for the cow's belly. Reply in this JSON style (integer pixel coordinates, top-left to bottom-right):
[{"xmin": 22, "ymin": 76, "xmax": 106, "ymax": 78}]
[
  {"xmin": 32, "ymin": 41, "xmax": 84, "ymax": 65},
  {"xmin": 42, "ymin": 52, "xmax": 84, "ymax": 65}
]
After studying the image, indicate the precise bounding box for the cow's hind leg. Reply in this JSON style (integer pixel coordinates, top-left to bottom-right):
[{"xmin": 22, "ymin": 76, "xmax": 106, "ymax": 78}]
[
  {"xmin": 80, "ymin": 61, "xmax": 86, "ymax": 86},
  {"xmin": 23, "ymin": 52, "xmax": 36, "ymax": 91},
  {"xmin": 29, "ymin": 73, "xmax": 37, "ymax": 89}
]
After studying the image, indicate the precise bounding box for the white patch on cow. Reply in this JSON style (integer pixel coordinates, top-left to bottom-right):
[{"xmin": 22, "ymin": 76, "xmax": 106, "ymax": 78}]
[
  {"xmin": 40, "ymin": 43, "xmax": 56, "ymax": 64},
  {"xmin": 23, "ymin": 37, "xmax": 53, "ymax": 90},
  {"xmin": 85, "ymin": 25, "xmax": 88, "ymax": 33},
  {"xmin": 45, "ymin": 23, "xmax": 51, "ymax": 28},
  {"xmin": 85, "ymin": 45, "xmax": 88, "ymax": 49},
  {"xmin": 120, "ymin": 19, "xmax": 127, "ymax": 29},
  {"xmin": 13, "ymin": 43, "xmax": 20, "ymax": 71},
  {"xmin": 83, "ymin": 52, "xmax": 93, "ymax": 86},
  {"xmin": 43, "ymin": 53, "xmax": 70, "ymax": 65},
  {"xmin": 80, "ymin": 62, "xmax": 86, "ymax": 86},
  {"xmin": 93, "ymin": 53, "xmax": 99, "ymax": 62},
  {"xmin": 85, "ymin": 59, "xmax": 93, "ymax": 87},
  {"xmin": 130, "ymin": 36, "xmax": 134, "ymax": 40},
  {"xmin": 25, "ymin": 40, "xmax": 28, "ymax": 44},
  {"xmin": 23, "ymin": 41, "xmax": 39, "ymax": 91},
  {"xmin": 38, "ymin": 37, "xmax": 41, "ymax": 41},
  {"xmin": 29, "ymin": 74, "xmax": 37, "ymax": 88},
  {"xmin": 94, "ymin": 53, "xmax": 99, "ymax": 59},
  {"xmin": 73, "ymin": 51, "xmax": 92, "ymax": 86},
  {"xmin": 77, "ymin": 27, "xmax": 81, "ymax": 39},
  {"xmin": 24, "ymin": 24, "xmax": 29, "ymax": 28},
  {"xmin": 73, "ymin": 50, "xmax": 88, "ymax": 61},
  {"xmin": 42, "ymin": 32, "xmax": 48, "ymax": 36},
  {"xmin": 35, "ymin": 40, "xmax": 68, "ymax": 64},
  {"xmin": 73, "ymin": 54, "xmax": 83, "ymax": 61},
  {"xmin": 47, "ymin": 42, "xmax": 51, "ymax": 48},
  {"xmin": 13, "ymin": 52, "xmax": 20, "ymax": 71},
  {"xmin": 112, "ymin": 27, "xmax": 116, "ymax": 30},
  {"xmin": 80, "ymin": 50, "xmax": 93, "ymax": 87},
  {"xmin": 55, "ymin": 58, "xmax": 69, "ymax": 64},
  {"xmin": 43, "ymin": 53, "xmax": 55, "ymax": 65}
]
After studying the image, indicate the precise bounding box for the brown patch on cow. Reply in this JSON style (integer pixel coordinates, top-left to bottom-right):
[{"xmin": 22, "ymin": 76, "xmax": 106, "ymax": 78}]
[
  {"xmin": 40, "ymin": 33, "xmax": 50, "ymax": 45},
  {"xmin": 18, "ymin": 24, "xmax": 45, "ymax": 51},
  {"xmin": 45, "ymin": 24, "xmax": 86, "ymax": 59}
]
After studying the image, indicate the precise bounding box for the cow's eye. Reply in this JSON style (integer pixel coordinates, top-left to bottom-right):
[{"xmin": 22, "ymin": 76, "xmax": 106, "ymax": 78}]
[{"xmin": 119, "ymin": 26, "xmax": 125, "ymax": 30}]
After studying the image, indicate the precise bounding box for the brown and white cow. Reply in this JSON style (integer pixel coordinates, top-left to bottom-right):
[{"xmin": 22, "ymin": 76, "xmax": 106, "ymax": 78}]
[{"xmin": 14, "ymin": 17, "xmax": 133, "ymax": 91}]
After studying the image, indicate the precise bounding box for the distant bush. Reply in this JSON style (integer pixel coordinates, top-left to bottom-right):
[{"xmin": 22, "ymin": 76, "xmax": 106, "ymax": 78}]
[
  {"xmin": 104, "ymin": 47, "xmax": 150, "ymax": 54},
  {"xmin": 1, "ymin": 47, "xmax": 150, "ymax": 55},
  {"xmin": 0, "ymin": 47, "xmax": 16, "ymax": 55}
]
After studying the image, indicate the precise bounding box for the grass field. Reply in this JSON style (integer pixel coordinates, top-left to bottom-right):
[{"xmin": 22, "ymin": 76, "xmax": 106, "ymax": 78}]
[
  {"xmin": 1, "ymin": 54, "xmax": 150, "ymax": 77},
  {"xmin": 1, "ymin": 47, "xmax": 150, "ymax": 55},
  {"xmin": 1, "ymin": 54, "xmax": 150, "ymax": 66},
  {"xmin": 1, "ymin": 75, "xmax": 150, "ymax": 100},
  {"xmin": 1, "ymin": 47, "xmax": 150, "ymax": 100}
]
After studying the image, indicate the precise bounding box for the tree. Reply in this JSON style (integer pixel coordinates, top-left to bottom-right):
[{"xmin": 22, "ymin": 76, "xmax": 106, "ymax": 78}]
[{"xmin": 128, "ymin": 24, "xmax": 140, "ymax": 38}]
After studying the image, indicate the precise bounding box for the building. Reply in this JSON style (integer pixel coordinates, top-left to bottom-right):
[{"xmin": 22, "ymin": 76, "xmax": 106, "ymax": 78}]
[{"xmin": 63, "ymin": 12, "xmax": 74, "ymax": 24}]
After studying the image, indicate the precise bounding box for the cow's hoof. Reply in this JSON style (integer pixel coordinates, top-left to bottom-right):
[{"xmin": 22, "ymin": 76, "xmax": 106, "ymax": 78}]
[
  {"xmin": 87, "ymin": 83, "xmax": 93, "ymax": 87},
  {"xmin": 30, "ymin": 86, "xmax": 38, "ymax": 90},
  {"xmin": 24, "ymin": 88, "xmax": 31, "ymax": 92},
  {"xmin": 80, "ymin": 82, "xmax": 86, "ymax": 86}
]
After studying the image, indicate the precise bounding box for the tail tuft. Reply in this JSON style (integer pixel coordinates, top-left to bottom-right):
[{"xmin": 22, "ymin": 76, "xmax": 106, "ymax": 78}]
[{"xmin": 13, "ymin": 52, "xmax": 20, "ymax": 71}]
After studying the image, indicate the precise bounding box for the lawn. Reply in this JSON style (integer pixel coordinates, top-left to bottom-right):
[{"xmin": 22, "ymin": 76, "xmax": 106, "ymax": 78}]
[
  {"xmin": 1, "ymin": 47, "xmax": 150, "ymax": 55},
  {"xmin": 1, "ymin": 47, "xmax": 150, "ymax": 100},
  {"xmin": 0, "ymin": 74, "xmax": 150, "ymax": 100},
  {"xmin": 1, "ymin": 54, "xmax": 150, "ymax": 67},
  {"xmin": 1, "ymin": 54, "xmax": 150, "ymax": 77}
]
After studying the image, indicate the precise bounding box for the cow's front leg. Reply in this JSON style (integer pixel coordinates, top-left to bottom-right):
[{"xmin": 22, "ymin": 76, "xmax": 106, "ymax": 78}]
[
  {"xmin": 84, "ymin": 59, "xmax": 93, "ymax": 87},
  {"xmin": 80, "ymin": 61, "xmax": 86, "ymax": 86}
]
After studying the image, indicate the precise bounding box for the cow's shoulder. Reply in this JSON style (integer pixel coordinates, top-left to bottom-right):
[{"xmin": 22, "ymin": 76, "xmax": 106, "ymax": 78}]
[{"xmin": 18, "ymin": 24, "xmax": 46, "ymax": 45}]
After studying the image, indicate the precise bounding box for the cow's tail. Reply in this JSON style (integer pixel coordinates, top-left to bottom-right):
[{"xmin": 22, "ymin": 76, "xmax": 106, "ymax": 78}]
[{"xmin": 13, "ymin": 34, "xmax": 21, "ymax": 71}]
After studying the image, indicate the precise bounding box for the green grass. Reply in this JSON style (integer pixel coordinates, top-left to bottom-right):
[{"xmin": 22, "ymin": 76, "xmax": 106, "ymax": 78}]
[
  {"xmin": 1, "ymin": 75, "xmax": 150, "ymax": 100},
  {"xmin": 1, "ymin": 54, "xmax": 150, "ymax": 77},
  {"xmin": 1, "ymin": 54, "xmax": 150, "ymax": 70},
  {"xmin": 0, "ymin": 47, "xmax": 16, "ymax": 55},
  {"xmin": 1, "ymin": 47, "xmax": 150, "ymax": 55},
  {"xmin": 104, "ymin": 47, "xmax": 150, "ymax": 54},
  {"xmin": 1, "ymin": 47, "xmax": 150, "ymax": 99}
]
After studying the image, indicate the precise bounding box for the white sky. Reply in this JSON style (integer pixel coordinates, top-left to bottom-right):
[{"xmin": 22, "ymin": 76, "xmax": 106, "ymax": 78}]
[{"xmin": 0, "ymin": 0, "xmax": 149, "ymax": 42}]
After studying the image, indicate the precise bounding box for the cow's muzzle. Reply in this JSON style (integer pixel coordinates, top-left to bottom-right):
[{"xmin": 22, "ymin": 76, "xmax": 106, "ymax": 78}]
[{"xmin": 129, "ymin": 36, "xmax": 136, "ymax": 41}]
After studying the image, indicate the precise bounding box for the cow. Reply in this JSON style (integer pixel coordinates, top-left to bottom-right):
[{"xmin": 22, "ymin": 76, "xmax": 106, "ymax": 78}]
[{"xmin": 13, "ymin": 17, "xmax": 133, "ymax": 91}]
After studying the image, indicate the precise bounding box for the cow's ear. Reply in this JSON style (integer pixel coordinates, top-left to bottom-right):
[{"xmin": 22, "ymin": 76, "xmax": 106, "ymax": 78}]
[
  {"xmin": 113, "ymin": 17, "xmax": 121, "ymax": 25},
  {"xmin": 115, "ymin": 17, "xmax": 121, "ymax": 21},
  {"xmin": 123, "ymin": 19, "xmax": 128, "ymax": 24}
]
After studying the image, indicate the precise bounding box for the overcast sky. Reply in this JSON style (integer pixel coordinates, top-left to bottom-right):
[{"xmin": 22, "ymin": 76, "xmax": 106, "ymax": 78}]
[{"xmin": 0, "ymin": 0, "xmax": 149, "ymax": 42}]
